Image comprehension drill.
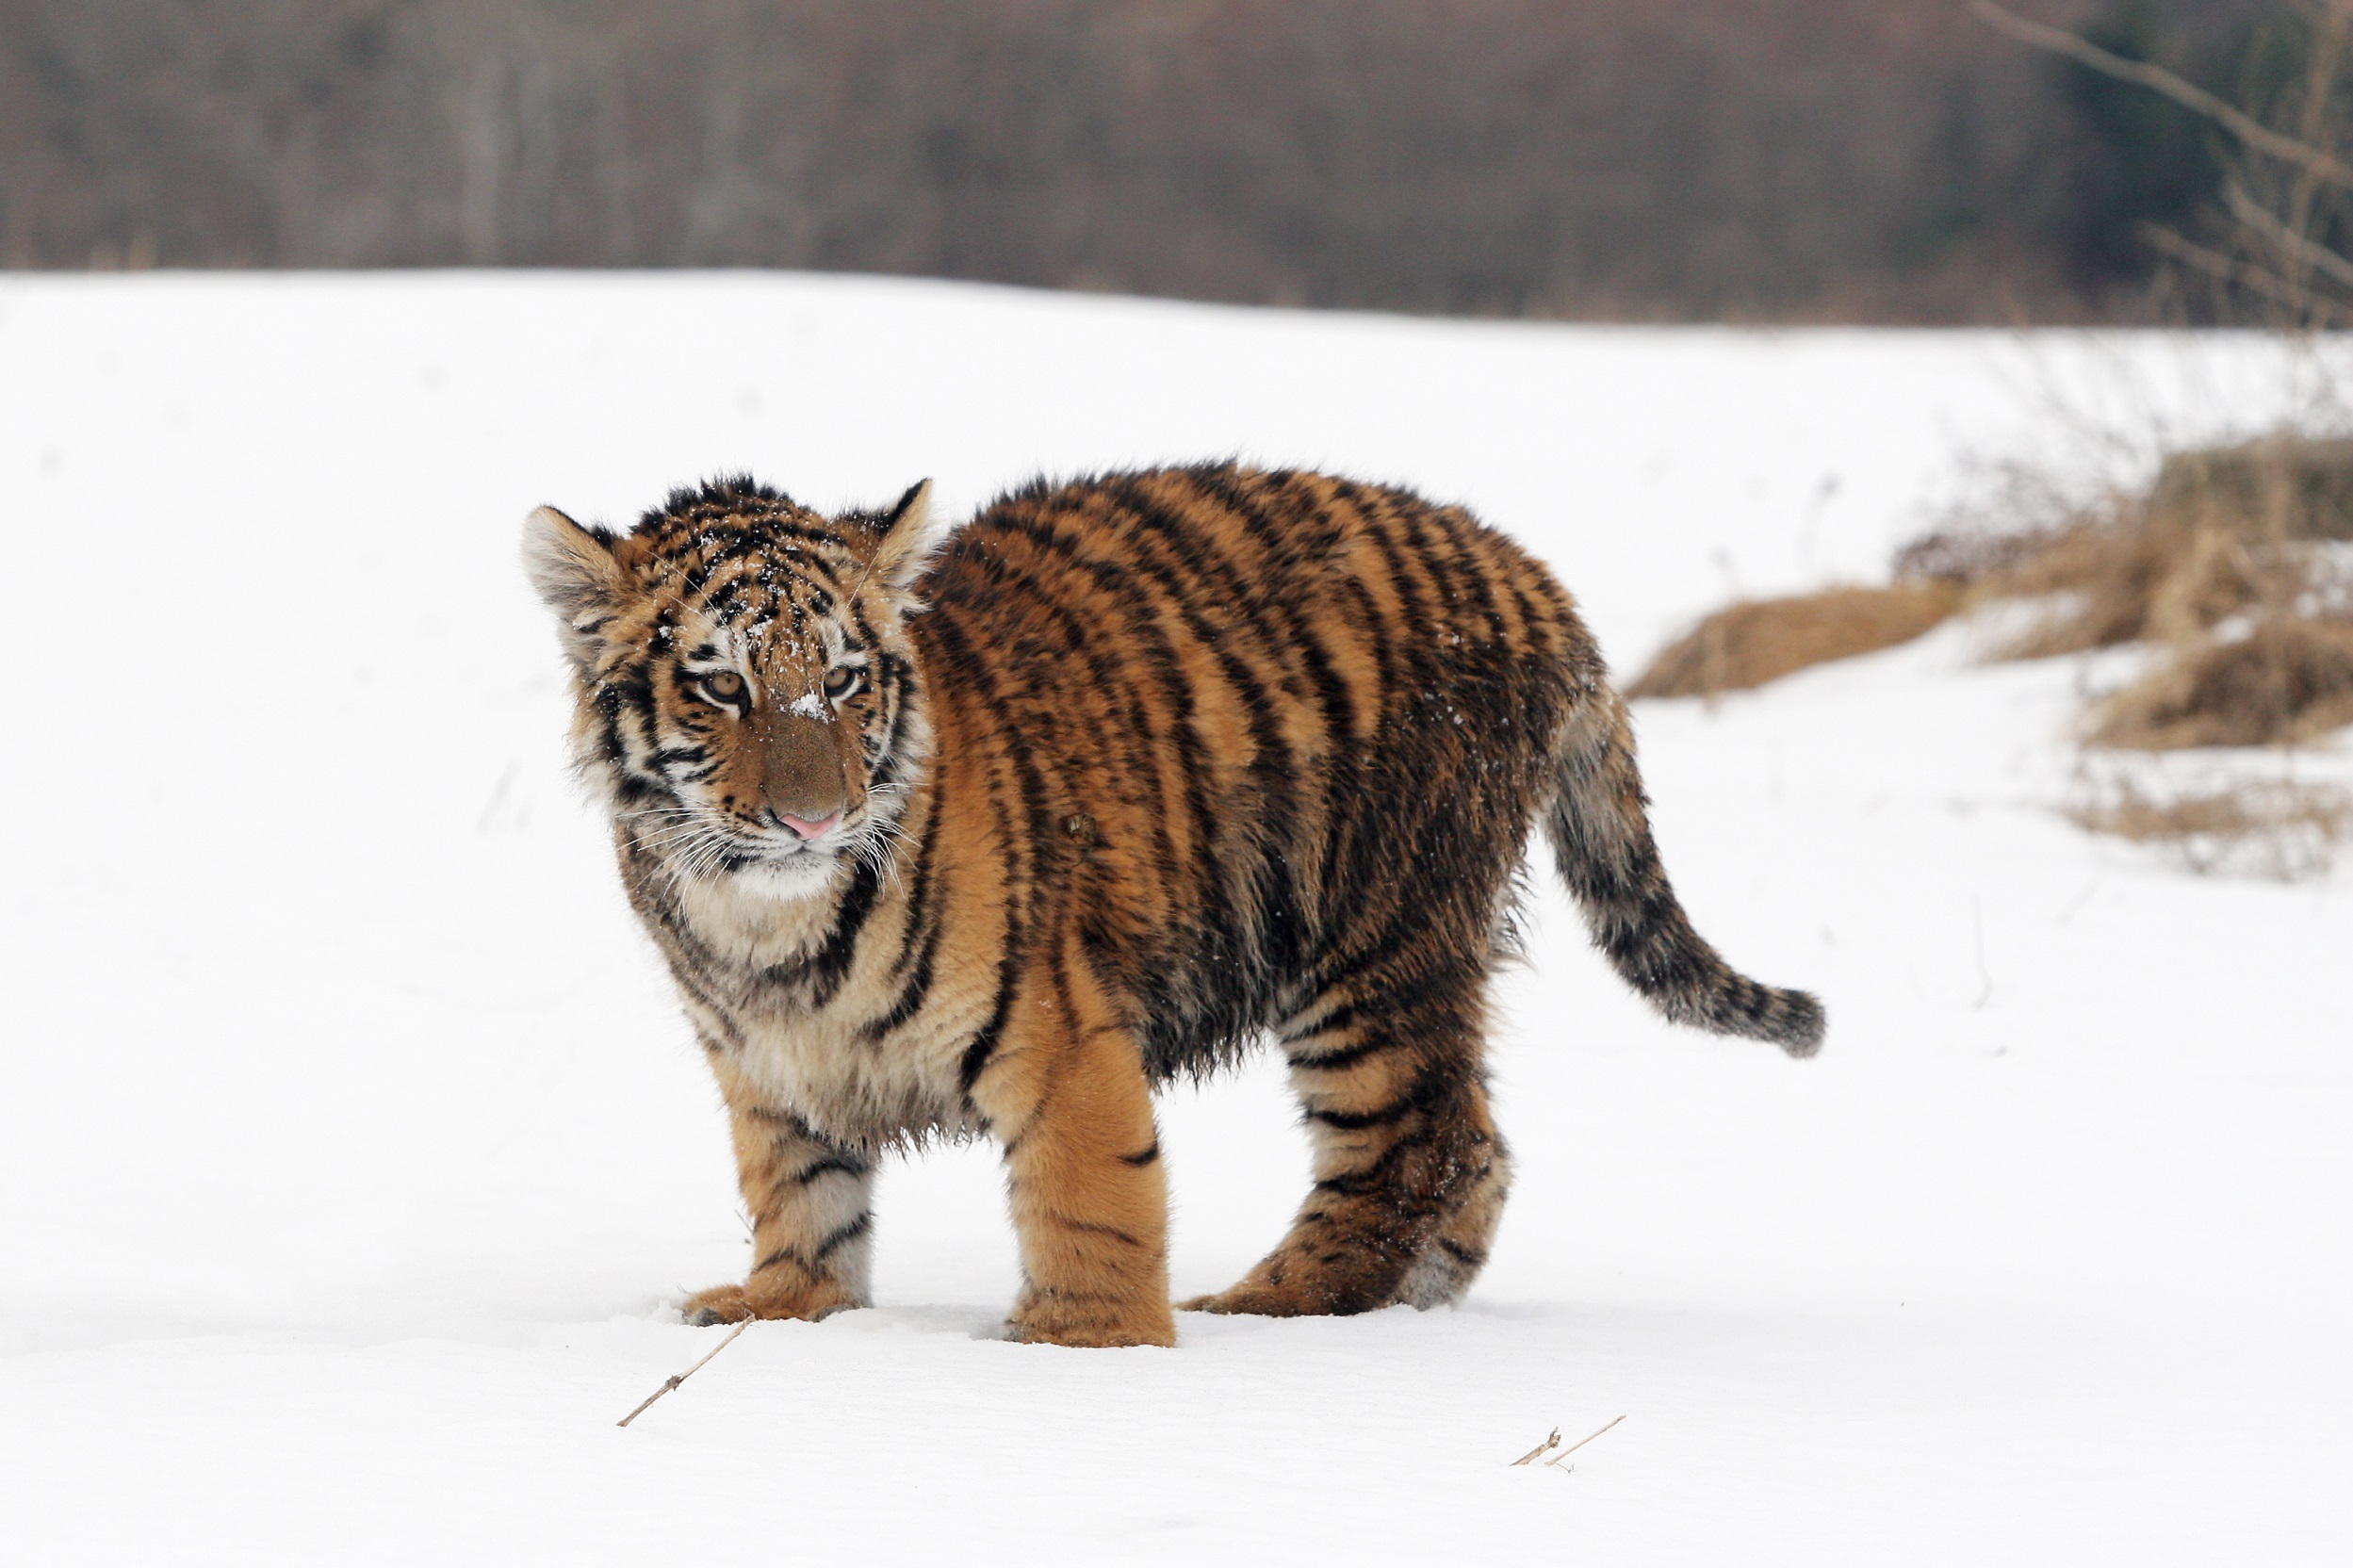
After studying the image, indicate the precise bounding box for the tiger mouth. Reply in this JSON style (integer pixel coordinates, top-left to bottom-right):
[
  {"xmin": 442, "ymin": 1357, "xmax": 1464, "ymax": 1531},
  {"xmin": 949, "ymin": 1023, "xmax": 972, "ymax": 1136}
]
[
  {"xmin": 710, "ymin": 819, "xmax": 874, "ymax": 872},
  {"xmin": 641, "ymin": 808, "xmax": 873, "ymax": 877},
  {"xmin": 714, "ymin": 840, "xmax": 831, "ymax": 872}
]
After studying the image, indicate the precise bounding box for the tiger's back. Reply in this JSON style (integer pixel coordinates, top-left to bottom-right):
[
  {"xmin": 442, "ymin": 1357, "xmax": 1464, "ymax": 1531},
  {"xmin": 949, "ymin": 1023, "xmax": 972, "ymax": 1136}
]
[{"xmin": 921, "ymin": 463, "xmax": 1591, "ymax": 1085}]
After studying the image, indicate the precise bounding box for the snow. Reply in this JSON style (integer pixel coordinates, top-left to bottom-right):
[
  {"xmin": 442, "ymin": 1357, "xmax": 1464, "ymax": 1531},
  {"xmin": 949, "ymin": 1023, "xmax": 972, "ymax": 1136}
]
[{"xmin": 1, "ymin": 272, "xmax": 2347, "ymax": 1564}]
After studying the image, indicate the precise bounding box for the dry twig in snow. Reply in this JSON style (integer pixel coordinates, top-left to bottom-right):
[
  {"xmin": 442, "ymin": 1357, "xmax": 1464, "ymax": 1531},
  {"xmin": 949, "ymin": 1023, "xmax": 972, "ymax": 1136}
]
[
  {"xmin": 615, "ymin": 1320, "xmax": 753, "ymax": 1428},
  {"xmin": 1545, "ymin": 1413, "xmax": 1628, "ymax": 1468},
  {"xmin": 1509, "ymin": 1429, "xmax": 1562, "ymax": 1466},
  {"xmin": 1510, "ymin": 1414, "xmax": 1628, "ymax": 1469}
]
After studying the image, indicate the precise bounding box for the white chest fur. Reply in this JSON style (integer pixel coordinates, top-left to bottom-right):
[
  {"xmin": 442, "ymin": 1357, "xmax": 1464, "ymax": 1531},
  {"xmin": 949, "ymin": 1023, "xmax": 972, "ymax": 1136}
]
[{"xmin": 669, "ymin": 866, "xmax": 984, "ymax": 1146}]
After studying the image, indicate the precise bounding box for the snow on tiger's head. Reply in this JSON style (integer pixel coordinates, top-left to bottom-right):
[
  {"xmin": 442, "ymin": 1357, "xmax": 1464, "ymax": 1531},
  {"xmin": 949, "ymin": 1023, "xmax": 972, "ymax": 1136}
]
[{"xmin": 523, "ymin": 475, "xmax": 945, "ymax": 898}]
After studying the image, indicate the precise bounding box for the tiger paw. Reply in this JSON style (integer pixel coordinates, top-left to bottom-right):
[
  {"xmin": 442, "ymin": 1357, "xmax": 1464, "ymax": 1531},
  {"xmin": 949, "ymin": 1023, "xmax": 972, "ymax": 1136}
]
[
  {"xmin": 679, "ymin": 1279, "xmax": 860, "ymax": 1327},
  {"xmin": 1006, "ymin": 1291, "xmax": 1176, "ymax": 1348},
  {"xmin": 1178, "ymin": 1273, "xmax": 1382, "ymax": 1317},
  {"xmin": 1178, "ymin": 1284, "xmax": 1305, "ymax": 1316}
]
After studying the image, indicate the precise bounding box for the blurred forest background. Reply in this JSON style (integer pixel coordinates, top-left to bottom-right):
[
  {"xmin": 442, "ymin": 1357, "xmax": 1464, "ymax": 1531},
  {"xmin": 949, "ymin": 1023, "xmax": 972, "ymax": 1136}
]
[{"xmin": 0, "ymin": 0, "xmax": 2307, "ymax": 321}]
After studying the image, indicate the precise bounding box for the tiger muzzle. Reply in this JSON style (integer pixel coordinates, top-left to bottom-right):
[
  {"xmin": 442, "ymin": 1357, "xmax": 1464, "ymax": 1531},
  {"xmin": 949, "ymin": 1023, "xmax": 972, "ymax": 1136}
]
[{"xmin": 755, "ymin": 710, "xmax": 854, "ymax": 835}]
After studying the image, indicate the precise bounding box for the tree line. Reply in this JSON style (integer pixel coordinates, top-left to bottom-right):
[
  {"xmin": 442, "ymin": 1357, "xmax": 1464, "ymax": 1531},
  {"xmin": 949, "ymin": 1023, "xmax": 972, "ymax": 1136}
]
[{"xmin": 0, "ymin": 0, "xmax": 2290, "ymax": 321}]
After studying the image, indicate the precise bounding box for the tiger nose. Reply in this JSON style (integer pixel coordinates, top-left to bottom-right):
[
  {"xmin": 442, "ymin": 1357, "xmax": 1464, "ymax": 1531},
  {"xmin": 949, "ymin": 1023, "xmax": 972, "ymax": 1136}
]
[
  {"xmin": 778, "ymin": 810, "xmax": 842, "ymax": 841},
  {"xmin": 760, "ymin": 712, "xmax": 849, "ymax": 828}
]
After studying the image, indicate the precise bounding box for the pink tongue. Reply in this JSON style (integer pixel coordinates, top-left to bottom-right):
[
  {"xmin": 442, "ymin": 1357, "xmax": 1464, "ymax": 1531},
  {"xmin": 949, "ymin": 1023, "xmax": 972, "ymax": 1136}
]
[{"xmin": 780, "ymin": 812, "xmax": 841, "ymax": 841}]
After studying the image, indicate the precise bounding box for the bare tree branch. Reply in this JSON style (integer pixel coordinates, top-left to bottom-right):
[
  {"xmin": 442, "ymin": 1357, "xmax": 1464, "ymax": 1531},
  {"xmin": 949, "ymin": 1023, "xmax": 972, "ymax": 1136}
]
[
  {"xmin": 1971, "ymin": 0, "xmax": 2353, "ymax": 193},
  {"xmin": 2139, "ymin": 222, "xmax": 2353, "ymax": 326},
  {"xmin": 2224, "ymin": 182, "xmax": 2353, "ymax": 294}
]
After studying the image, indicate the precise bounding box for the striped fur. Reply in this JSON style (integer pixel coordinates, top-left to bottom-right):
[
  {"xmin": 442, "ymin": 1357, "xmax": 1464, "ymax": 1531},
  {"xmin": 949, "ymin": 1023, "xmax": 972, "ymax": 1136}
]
[{"xmin": 525, "ymin": 464, "xmax": 1823, "ymax": 1348}]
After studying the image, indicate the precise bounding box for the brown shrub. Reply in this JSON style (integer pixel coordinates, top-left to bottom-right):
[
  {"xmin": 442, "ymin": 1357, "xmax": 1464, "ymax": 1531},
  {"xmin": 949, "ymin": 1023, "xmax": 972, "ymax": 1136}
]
[
  {"xmin": 2147, "ymin": 437, "xmax": 2353, "ymax": 544},
  {"xmin": 1626, "ymin": 583, "xmax": 1962, "ymax": 699},
  {"xmin": 2088, "ymin": 616, "xmax": 2353, "ymax": 750},
  {"xmin": 2067, "ymin": 776, "xmax": 2350, "ymax": 880},
  {"xmin": 1988, "ymin": 515, "xmax": 2279, "ymax": 659},
  {"xmin": 1948, "ymin": 434, "xmax": 2353, "ymax": 662},
  {"xmin": 1632, "ymin": 436, "xmax": 2353, "ymax": 736},
  {"xmin": 1889, "ymin": 522, "xmax": 2057, "ymax": 587}
]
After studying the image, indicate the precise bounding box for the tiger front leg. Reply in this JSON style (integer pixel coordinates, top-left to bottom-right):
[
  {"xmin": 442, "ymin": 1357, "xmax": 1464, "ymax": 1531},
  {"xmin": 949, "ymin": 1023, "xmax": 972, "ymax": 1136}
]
[
  {"xmin": 968, "ymin": 954, "xmax": 1174, "ymax": 1348},
  {"xmin": 681, "ymin": 1094, "xmax": 875, "ymax": 1326}
]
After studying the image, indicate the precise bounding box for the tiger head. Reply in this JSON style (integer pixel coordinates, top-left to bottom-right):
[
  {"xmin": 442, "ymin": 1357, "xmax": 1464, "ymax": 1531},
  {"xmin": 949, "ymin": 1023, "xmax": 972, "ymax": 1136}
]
[{"xmin": 524, "ymin": 476, "xmax": 944, "ymax": 899}]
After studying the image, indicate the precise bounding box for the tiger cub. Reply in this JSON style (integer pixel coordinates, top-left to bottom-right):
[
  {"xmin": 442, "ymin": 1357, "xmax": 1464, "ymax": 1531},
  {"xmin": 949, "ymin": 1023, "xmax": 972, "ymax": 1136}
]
[{"xmin": 524, "ymin": 464, "xmax": 1821, "ymax": 1348}]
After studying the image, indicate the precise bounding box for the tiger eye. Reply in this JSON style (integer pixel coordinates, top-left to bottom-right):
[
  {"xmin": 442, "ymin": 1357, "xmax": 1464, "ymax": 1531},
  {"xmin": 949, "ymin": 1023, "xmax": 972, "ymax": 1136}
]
[{"xmin": 703, "ymin": 670, "xmax": 746, "ymax": 702}]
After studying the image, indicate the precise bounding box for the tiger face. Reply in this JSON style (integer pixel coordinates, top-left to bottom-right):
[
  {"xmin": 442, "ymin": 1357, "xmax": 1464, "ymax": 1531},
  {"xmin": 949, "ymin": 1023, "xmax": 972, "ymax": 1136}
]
[{"xmin": 524, "ymin": 477, "xmax": 941, "ymax": 900}]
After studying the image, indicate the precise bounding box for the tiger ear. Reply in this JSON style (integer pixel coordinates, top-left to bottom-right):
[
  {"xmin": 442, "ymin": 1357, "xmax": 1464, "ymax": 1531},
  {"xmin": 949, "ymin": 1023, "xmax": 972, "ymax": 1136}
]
[
  {"xmin": 865, "ymin": 479, "xmax": 948, "ymax": 592},
  {"xmin": 522, "ymin": 504, "xmax": 632, "ymax": 669}
]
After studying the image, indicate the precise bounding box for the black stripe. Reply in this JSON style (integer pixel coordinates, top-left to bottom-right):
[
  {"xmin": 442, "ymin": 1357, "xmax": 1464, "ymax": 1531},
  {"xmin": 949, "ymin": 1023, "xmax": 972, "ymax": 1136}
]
[
  {"xmin": 1310, "ymin": 1123, "xmax": 1442, "ymax": 1198},
  {"xmin": 793, "ymin": 1155, "xmax": 871, "ymax": 1185},
  {"xmin": 958, "ymin": 998, "xmax": 1009, "ymax": 1098},
  {"xmin": 1312, "ymin": 894, "xmax": 1495, "ymax": 1010},
  {"xmin": 1305, "ymin": 1100, "xmax": 1417, "ymax": 1131},
  {"xmin": 921, "ymin": 609, "xmax": 1052, "ymax": 1111},
  {"xmin": 889, "ymin": 785, "xmax": 941, "ymax": 972},
  {"xmin": 806, "ymin": 858, "xmax": 884, "ymax": 1007},
  {"xmin": 1286, "ymin": 1028, "xmax": 1403, "ymax": 1074},
  {"xmin": 813, "ymin": 1212, "xmax": 874, "ymax": 1261},
  {"xmin": 861, "ymin": 919, "xmax": 940, "ymax": 1042},
  {"xmin": 1054, "ymin": 1217, "xmax": 1142, "ymax": 1248}
]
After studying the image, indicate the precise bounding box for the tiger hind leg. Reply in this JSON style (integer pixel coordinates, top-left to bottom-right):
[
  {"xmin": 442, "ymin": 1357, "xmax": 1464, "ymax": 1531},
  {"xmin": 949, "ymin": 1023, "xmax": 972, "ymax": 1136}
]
[{"xmin": 1183, "ymin": 965, "xmax": 1510, "ymax": 1316}]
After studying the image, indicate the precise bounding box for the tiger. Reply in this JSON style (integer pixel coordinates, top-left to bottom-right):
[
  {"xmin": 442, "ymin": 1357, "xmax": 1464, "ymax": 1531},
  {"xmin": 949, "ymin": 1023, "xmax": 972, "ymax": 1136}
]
[{"xmin": 523, "ymin": 463, "xmax": 1822, "ymax": 1348}]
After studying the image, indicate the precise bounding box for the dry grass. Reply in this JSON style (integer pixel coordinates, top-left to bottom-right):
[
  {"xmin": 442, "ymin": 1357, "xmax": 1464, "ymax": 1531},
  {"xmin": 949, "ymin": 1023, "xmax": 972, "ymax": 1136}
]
[
  {"xmin": 2088, "ymin": 615, "xmax": 2353, "ymax": 749},
  {"xmin": 2067, "ymin": 776, "xmax": 2351, "ymax": 880},
  {"xmin": 2147, "ymin": 438, "xmax": 2353, "ymax": 543},
  {"xmin": 1900, "ymin": 433, "xmax": 2353, "ymax": 751},
  {"xmin": 1626, "ymin": 435, "xmax": 2353, "ymax": 756},
  {"xmin": 1985, "ymin": 513, "xmax": 2283, "ymax": 659},
  {"xmin": 1974, "ymin": 435, "xmax": 2343, "ymax": 662},
  {"xmin": 1626, "ymin": 583, "xmax": 1962, "ymax": 699}
]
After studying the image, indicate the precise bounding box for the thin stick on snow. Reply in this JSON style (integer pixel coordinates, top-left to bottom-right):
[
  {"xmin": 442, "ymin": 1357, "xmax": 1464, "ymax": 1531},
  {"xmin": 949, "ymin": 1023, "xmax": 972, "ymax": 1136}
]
[
  {"xmin": 1509, "ymin": 1428, "xmax": 1562, "ymax": 1465},
  {"xmin": 615, "ymin": 1320, "xmax": 752, "ymax": 1428},
  {"xmin": 1544, "ymin": 1413, "xmax": 1626, "ymax": 1467}
]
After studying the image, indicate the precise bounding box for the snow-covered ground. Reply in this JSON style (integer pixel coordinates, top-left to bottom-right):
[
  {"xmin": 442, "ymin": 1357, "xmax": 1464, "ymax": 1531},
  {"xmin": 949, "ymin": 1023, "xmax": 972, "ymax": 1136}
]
[{"xmin": 1, "ymin": 274, "xmax": 2345, "ymax": 1564}]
